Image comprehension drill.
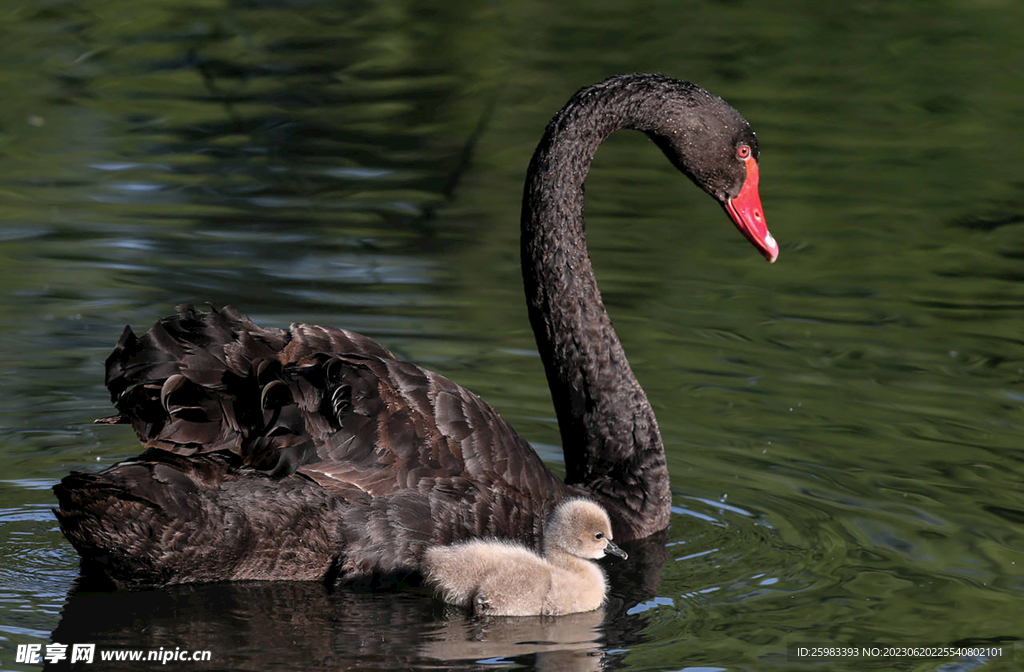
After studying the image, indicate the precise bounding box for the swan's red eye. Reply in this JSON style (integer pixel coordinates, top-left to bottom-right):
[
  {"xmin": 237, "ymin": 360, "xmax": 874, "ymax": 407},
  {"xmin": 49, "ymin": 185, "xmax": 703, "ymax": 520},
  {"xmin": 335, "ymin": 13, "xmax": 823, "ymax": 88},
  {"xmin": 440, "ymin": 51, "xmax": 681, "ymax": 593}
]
[{"xmin": 737, "ymin": 145, "xmax": 751, "ymax": 160}]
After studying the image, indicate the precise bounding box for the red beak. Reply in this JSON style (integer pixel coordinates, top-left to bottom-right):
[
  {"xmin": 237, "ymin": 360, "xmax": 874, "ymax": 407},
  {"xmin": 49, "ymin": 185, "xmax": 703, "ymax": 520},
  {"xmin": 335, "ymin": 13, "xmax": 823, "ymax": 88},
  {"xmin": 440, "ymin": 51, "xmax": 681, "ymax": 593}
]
[{"xmin": 724, "ymin": 157, "xmax": 778, "ymax": 263}]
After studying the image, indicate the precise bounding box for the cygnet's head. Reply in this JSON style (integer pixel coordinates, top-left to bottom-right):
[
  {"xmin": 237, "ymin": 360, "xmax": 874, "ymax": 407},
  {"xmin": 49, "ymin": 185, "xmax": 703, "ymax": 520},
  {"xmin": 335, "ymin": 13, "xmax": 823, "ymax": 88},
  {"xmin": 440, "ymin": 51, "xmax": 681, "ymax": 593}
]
[{"xmin": 544, "ymin": 499, "xmax": 628, "ymax": 560}]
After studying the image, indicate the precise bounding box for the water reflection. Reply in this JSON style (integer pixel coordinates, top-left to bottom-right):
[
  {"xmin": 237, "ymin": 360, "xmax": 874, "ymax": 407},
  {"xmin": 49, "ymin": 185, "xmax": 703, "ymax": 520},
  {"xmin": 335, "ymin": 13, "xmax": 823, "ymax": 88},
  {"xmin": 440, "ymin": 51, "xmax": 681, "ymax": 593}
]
[
  {"xmin": 51, "ymin": 581, "xmax": 437, "ymax": 671},
  {"xmin": 48, "ymin": 563, "xmax": 672, "ymax": 672},
  {"xmin": 38, "ymin": 529, "xmax": 675, "ymax": 669},
  {"xmin": 421, "ymin": 610, "xmax": 606, "ymax": 672}
]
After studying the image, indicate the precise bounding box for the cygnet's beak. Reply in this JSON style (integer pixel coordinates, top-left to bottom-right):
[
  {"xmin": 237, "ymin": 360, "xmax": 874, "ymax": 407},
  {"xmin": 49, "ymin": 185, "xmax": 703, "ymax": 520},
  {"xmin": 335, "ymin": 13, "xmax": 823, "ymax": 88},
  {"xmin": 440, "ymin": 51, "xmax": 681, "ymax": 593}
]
[{"xmin": 603, "ymin": 540, "xmax": 628, "ymax": 560}]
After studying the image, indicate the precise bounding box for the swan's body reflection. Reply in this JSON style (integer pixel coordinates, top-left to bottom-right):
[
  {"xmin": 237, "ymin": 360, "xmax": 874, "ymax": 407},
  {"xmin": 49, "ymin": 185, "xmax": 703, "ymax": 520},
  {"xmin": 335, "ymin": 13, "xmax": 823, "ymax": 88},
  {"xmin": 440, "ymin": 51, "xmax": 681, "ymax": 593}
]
[
  {"xmin": 49, "ymin": 534, "xmax": 668, "ymax": 669},
  {"xmin": 51, "ymin": 581, "xmax": 606, "ymax": 670}
]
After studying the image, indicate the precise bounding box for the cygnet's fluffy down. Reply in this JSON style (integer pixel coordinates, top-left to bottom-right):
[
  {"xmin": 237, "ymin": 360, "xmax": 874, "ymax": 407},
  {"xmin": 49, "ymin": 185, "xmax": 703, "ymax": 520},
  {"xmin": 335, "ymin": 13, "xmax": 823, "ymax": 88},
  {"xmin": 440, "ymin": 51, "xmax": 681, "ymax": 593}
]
[{"xmin": 423, "ymin": 498, "xmax": 627, "ymax": 616}]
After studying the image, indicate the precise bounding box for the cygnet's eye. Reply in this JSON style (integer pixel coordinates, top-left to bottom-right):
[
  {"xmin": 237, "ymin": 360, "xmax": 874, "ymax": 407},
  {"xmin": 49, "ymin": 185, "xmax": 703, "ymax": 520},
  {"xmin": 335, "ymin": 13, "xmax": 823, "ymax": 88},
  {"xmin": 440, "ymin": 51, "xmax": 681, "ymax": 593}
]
[{"xmin": 595, "ymin": 532, "xmax": 604, "ymax": 540}]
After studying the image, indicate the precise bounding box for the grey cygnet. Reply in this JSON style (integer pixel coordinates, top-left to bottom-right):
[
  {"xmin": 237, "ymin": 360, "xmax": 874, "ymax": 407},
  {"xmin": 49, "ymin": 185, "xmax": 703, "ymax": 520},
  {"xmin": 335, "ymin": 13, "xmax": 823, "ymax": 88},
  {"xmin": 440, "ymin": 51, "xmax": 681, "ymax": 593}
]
[{"xmin": 424, "ymin": 498, "xmax": 628, "ymax": 616}]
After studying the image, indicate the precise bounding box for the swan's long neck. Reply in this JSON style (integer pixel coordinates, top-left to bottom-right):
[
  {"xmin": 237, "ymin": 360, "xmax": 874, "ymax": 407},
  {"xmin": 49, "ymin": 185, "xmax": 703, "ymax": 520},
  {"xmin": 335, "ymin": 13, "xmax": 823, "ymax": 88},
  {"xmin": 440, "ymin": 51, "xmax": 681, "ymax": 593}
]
[{"xmin": 521, "ymin": 77, "xmax": 675, "ymax": 538}]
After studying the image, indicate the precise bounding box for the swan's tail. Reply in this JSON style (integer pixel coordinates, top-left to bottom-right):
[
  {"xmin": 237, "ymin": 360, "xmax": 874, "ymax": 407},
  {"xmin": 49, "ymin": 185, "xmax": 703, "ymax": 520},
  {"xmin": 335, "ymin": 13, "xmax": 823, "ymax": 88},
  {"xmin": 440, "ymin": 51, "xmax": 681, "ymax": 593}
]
[{"xmin": 53, "ymin": 449, "xmax": 342, "ymax": 587}]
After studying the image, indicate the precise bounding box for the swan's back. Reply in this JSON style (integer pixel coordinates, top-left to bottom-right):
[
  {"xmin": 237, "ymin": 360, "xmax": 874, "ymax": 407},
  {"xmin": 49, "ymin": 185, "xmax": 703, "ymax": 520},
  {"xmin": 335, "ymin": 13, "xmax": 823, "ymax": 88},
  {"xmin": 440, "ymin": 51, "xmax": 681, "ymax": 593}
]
[{"xmin": 55, "ymin": 305, "xmax": 572, "ymax": 585}]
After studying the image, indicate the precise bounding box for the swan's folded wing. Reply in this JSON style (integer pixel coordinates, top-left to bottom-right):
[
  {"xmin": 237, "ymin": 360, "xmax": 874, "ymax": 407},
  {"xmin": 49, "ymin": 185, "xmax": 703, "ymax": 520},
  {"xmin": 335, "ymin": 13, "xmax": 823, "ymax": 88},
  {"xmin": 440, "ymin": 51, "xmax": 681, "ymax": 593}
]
[
  {"xmin": 291, "ymin": 354, "xmax": 558, "ymax": 488},
  {"xmin": 287, "ymin": 353, "xmax": 568, "ymax": 549}
]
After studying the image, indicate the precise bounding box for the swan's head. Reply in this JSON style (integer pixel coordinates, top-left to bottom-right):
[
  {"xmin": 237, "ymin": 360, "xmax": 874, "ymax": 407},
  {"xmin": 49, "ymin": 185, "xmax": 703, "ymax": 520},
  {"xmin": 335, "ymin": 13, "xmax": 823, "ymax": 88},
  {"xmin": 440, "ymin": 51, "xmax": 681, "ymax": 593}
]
[
  {"xmin": 647, "ymin": 81, "xmax": 778, "ymax": 263},
  {"xmin": 544, "ymin": 498, "xmax": 628, "ymax": 561}
]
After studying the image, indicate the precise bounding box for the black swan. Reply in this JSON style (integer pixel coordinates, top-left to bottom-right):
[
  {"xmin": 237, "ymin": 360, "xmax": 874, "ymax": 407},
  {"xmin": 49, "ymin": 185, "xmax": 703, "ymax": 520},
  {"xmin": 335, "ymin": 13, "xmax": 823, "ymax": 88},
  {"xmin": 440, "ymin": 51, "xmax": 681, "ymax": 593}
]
[{"xmin": 53, "ymin": 73, "xmax": 777, "ymax": 587}]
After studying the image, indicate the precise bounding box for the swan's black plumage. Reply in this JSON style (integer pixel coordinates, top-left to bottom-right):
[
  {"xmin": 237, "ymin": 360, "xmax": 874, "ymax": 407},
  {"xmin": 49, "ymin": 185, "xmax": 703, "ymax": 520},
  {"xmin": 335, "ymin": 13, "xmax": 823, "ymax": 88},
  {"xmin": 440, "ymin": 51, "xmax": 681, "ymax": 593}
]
[{"xmin": 54, "ymin": 74, "xmax": 776, "ymax": 587}]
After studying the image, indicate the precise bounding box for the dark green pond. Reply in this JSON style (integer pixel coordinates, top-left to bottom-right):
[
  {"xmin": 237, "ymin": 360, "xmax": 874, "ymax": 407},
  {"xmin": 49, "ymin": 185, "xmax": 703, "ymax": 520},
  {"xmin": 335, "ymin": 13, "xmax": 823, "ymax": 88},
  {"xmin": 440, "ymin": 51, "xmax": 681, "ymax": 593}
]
[{"xmin": 1, "ymin": 1, "xmax": 1022, "ymax": 670}]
